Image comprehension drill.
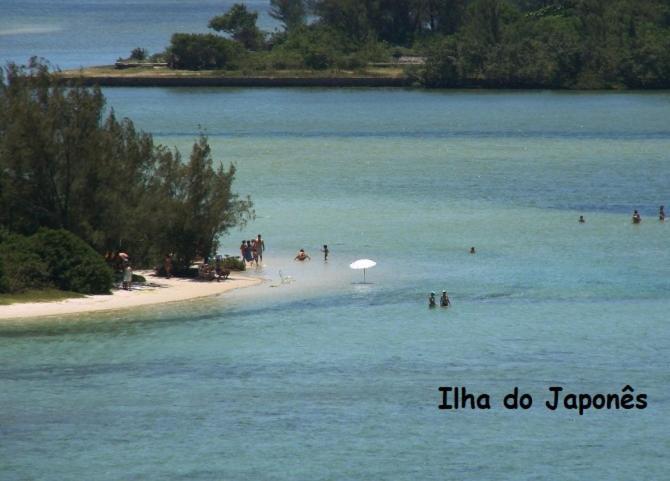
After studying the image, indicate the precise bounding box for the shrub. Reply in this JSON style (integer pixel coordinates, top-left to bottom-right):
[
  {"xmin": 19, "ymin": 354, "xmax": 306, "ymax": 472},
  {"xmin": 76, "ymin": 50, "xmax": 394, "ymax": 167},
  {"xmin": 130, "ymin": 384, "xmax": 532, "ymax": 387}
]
[
  {"xmin": 0, "ymin": 232, "xmax": 51, "ymax": 292},
  {"xmin": 130, "ymin": 47, "xmax": 148, "ymax": 61},
  {"xmin": 167, "ymin": 33, "xmax": 242, "ymax": 70},
  {"xmin": 221, "ymin": 256, "xmax": 246, "ymax": 271},
  {"xmin": 32, "ymin": 229, "xmax": 113, "ymax": 294}
]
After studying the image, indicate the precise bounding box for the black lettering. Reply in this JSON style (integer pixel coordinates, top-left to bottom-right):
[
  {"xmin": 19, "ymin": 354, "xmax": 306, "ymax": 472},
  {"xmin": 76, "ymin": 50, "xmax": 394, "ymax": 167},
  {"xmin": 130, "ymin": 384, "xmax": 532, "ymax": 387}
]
[
  {"xmin": 504, "ymin": 387, "xmax": 520, "ymax": 409},
  {"xmin": 519, "ymin": 393, "xmax": 533, "ymax": 410},
  {"xmin": 592, "ymin": 394, "xmax": 605, "ymax": 409},
  {"xmin": 438, "ymin": 387, "xmax": 452, "ymax": 409},
  {"xmin": 477, "ymin": 394, "xmax": 492, "ymax": 409},
  {"xmin": 462, "ymin": 387, "xmax": 475, "ymax": 409},
  {"xmin": 636, "ymin": 394, "xmax": 648, "ymax": 409},
  {"xmin": 546, "ymin": 386, "xmax": 562, "ymax": 410},
  {"xmin": 606, "ymin": 393, "xmax": 620, "ymax": 409}
]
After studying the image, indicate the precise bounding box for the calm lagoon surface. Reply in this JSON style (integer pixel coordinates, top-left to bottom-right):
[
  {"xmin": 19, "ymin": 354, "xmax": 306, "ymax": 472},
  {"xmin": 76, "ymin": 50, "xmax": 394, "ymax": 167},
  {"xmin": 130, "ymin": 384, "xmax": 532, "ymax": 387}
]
[{"xmin": 1, "ymin": 88, "xmax": 669, "ymax": 480}]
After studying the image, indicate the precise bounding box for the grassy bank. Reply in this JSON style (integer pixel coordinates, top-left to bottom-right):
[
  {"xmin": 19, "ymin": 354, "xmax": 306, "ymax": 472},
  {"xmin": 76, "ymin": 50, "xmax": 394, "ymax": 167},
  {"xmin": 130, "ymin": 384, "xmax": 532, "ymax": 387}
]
[
  {"xmin": 57, "ymin": 65, "xmax": 412, "ymax": 87},
  {"xmin": 63, "ymin": 65, "xmax": 406, "ymax": 78}
]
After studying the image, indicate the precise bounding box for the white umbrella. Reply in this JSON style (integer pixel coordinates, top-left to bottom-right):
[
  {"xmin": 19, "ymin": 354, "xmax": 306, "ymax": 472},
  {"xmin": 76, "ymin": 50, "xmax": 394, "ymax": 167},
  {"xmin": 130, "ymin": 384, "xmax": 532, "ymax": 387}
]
[{"xmin": 350, "ymin": 259, "xmax": 376, "ymax": 283}]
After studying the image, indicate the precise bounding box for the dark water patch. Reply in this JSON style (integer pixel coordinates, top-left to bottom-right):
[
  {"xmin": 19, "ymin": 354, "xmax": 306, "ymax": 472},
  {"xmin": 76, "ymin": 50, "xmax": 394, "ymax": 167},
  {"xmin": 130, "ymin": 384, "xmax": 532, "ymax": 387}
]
[{"xmin": 151, "ymin": 129, "xmax": 670, "ymax": 141}]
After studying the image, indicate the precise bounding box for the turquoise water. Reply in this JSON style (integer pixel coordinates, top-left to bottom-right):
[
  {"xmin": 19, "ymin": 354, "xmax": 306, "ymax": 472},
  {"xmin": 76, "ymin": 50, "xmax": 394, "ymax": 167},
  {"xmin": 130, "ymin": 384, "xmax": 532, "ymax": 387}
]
[
  {"xmin": 1, "ymin": 89, "xmax": 669, "ymax": 479},
  {"xmin": 0, "ymin": 0, "xmax": 275, "ymax": 69}
]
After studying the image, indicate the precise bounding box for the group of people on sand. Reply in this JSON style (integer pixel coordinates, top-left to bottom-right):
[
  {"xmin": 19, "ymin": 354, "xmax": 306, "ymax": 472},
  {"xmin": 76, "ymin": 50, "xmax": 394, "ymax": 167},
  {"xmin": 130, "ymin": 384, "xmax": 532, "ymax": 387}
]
[
  {"xmin": 429, "ymin": 291, "xmax": 451, "ymax": 308},
  {"xmin": 578, "ymin": 206, "xmax": 665, "ymax": 224},
  {"xmin": 294, "ymin": 245, "xmax": 329, "ymax": 261},
  {"xmin": 240, "ymin": 235, "xmax": 265, "ymax": 267}
]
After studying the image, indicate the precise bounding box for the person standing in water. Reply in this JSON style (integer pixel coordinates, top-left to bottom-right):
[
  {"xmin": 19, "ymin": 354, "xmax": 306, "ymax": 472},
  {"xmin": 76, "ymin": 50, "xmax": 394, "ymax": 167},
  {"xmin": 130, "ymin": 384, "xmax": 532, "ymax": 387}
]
[
  {"xmin": 243, "ymin": 240, "xmax": 254, "ymax": 265},
  {"xmin": 254, "ymin": 234, "xmax": 265, "ymax": 262},
  {"xmin": 440, "ymin": 291, "xmax": 451, "ymax": 307},
  {"xmin": 660, "ymin": 206, "xmax": 665, "ymax": 222},
  {"xmin": 429, "ymin": 292, "xmax": 436, "ymax": 308},
  {"xmin": 470, "ymin": 247, "xmax": 476, "ymax": 254},
  {"xmin": 579, "ymin": 215, "xmax": 585, "ymax": 223},
  {"xmin": 321, "ymin": 244, "xmax": 329, "ymax": 261},
  {"xmin": 239, "ymin": 240, "xmax": 247, "ymax": 262},
  {"xmin": 632, "ymin": 210, "xmax": 642, "ymax": 224}
]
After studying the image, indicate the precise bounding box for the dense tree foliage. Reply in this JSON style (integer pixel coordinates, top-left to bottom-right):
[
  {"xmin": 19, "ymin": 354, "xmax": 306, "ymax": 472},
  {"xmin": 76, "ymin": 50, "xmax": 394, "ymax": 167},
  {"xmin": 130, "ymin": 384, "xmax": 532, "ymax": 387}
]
[
  {"xmin": 208, "ymin": 3, "xmax": 265, "ymax": 50},
  {"xmin": 161, "ymin": 0, "xmax": 670, "ymax": 88},
  {"xmin": 270, "ymin": 0, "xmax": 307, "ymax": 31},
  {"xmin": 0, "ymin": 60, "xmax": 253, "ymax": 282},
  {"xmin": 167, "ymin": 33, "xmax": 243, "ymax": 70}
]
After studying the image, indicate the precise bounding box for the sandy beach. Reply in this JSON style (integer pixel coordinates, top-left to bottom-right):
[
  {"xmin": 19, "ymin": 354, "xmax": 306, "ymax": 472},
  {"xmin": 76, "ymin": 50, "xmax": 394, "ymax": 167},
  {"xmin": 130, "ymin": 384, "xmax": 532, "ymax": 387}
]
[{"xmin": 0, "ymin": 270, "xmax": 262, "ymax": 321}]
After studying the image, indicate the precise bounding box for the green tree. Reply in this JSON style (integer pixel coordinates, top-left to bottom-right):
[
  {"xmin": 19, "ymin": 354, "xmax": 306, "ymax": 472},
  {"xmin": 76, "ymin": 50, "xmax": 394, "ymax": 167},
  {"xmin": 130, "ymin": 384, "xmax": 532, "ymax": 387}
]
[
  {"xmin": 0, "ymin": 60, "xmax": 254, "ymax": 271},
  {"xmin": 130, "ymin": 47, "xmax": 148, "ymax": 61},
  {"xmin": 167, "ymin": 33, "xmax": 242, "ymax": 70},
  {"xmin": 209, "ymin": 3, "xmax": 265, "ymax": 50},
  {"xmin": 270, "ymin": 0, "xmax": 307, "ymax": 31}
]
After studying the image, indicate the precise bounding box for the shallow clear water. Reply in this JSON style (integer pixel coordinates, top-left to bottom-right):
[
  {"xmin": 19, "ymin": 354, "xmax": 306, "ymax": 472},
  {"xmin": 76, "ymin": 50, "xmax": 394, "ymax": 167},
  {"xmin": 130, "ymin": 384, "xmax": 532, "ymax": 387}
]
[{"xmin": 1, "ymin": 88, "xmax": 669, "ymax": 480}]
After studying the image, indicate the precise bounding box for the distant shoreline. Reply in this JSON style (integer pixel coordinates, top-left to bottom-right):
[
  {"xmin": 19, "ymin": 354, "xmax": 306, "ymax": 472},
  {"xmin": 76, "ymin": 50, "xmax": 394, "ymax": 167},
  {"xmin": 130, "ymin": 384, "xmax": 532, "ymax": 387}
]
[
  {"xmin": 57, "ymin": 68, "xmax": 668, "ymax": 90},
  {"xmin": 58, "ymin": 66, "xmax": 413, "ymax": 88},
  {"xmin": 70, "ymin": 75, "xmax": 412, "ymax": 88}
]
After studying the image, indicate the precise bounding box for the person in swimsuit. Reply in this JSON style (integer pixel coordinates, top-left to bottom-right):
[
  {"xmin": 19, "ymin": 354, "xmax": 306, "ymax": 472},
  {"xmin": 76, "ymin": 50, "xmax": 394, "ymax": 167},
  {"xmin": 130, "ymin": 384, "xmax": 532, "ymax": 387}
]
[
  {"xmin": 255, "ymin": 234, "xmax": 265, "ymax": 261},
  {"xmin": 321, "ymin": 244, "xmax": 329, "ymax": 261},
  {"xmin": 470, "ymin": 246, "xmax": 476, "ymax": 254},
  {"xmin": 251, "ymin": 241, "xmax": 259, "ymax": 266},
  {"xmin": 440, "ymin": 290, "xmax": 451, "ymax": 307},
  {"xmin": 632, "ymin": 210, "xmax": 641, "ymax": 224},
  {"xmin": 660, "ymin": 206, "xmax": 665, "ymax": 222},
  {"xmin": 244, "ymin": 240, "xmax": 254, "ymax": 264},
  {"xmin": 579, "ymin": 216, "xmax": 585, "ymax": 223},
  {"xmin": 429, "ymin": 292, "xmax": 436, "ymax": 308},
  {"xmin": 294, "ymin": 249, "xmax": 311, "ymax": 261}
]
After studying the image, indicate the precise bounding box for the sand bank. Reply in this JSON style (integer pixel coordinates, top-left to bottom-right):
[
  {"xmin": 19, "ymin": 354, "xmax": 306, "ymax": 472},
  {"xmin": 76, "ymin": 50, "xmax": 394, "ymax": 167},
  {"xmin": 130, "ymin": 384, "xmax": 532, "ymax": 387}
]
[{"xmin": 0, "ymin": 270, "xmax": 262, "ymax": 321}]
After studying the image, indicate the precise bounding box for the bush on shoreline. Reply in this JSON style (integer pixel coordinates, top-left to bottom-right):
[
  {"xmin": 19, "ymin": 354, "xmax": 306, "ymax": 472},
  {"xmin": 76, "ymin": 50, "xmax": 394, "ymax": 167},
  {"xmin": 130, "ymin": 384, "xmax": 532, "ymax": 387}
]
[
  {"xmin": 167, "ymin": 33, "xmax": 243, "ymax": 70},
  {"xmin": 0, "ymin": 229, "xmax": 113, "ymax": 295},
  {"xmin": 221, "ymin": 256, "xmax": 246, "ymax": 271}
]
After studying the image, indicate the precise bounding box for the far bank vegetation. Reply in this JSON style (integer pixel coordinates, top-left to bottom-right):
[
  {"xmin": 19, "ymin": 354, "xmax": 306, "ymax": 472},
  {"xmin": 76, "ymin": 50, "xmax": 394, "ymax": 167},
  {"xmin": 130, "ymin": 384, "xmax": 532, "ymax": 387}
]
[{"xmin": 119, "ymin": 0, "xmax": 670, "ymax": 89}]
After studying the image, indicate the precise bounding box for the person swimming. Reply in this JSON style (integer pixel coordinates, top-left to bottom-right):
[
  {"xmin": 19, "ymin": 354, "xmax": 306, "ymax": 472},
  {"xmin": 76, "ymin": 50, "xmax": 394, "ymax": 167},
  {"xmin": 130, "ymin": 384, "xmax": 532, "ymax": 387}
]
[
  {"xmin": 429, "ymin": 292, "xmax": 436, "ymax": 308},
  {"xmin": 440, "ymin": 290, "xmax": 451, "ymax": 307},
  {"xmin": 294, "ymin": 249, "xmax": 311, "ymax": 261},
  {"xmin": 579, "ymin": 215, "xmax": 585, "ymax": 223},
  {"xmin": 632, "ymin": 210, "xmax": 641, "ymax": 224}
]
